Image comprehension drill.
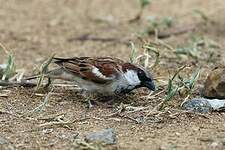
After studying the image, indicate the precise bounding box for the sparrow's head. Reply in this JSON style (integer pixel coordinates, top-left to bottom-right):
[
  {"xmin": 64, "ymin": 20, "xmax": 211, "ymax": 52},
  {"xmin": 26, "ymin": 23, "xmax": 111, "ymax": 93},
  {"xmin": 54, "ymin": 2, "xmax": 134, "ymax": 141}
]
[
  {"xmin": 136, "ymin": 68, "xmax": 156, "ymax": 91},
  {"xmin": 122, "ymin": 63, "xmax": 156, "ymax": 91}
]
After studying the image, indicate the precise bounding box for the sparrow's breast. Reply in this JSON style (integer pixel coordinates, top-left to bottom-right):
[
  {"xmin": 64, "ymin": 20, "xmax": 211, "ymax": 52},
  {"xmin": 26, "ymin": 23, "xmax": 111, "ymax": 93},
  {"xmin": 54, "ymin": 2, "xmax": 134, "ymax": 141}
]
[
  {"xmin": 71, "ymin": 76, "xmax": 115, "ymax": 95},
  {"xmin": 80, "ymin": 76, "xmax": 137, "ymax": 95},
  {"xmin": 111, "ymin": 75, "xmax": 137, "ymax": 94}
]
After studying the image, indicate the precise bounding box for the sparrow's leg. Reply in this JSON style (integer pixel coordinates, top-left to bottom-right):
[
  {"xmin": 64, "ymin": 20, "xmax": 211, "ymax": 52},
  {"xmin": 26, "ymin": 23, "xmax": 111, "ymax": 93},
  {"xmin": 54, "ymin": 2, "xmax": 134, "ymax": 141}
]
[
  {"xmin": 80, "ymin": 89, "xmax": 94, "ymax": 108},
  {"xmin": 44, "ymin": 77, "xmax": 52, "ymax": 88},
  {"xmin": 86, "ymin": 96, "xmax": 93, "ymax": 108}
]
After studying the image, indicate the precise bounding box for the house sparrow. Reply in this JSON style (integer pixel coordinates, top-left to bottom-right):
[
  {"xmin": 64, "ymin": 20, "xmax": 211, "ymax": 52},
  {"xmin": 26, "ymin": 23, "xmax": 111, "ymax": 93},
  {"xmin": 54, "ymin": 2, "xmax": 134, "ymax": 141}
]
[{"xmin": 47, "ymin": 56, "xmax": 156, "ymax": 96}]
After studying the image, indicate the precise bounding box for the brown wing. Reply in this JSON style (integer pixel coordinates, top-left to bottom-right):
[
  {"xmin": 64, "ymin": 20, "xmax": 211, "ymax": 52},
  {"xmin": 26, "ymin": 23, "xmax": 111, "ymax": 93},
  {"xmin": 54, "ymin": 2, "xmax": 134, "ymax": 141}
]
[{"xmin": 53, "ymin": 57, "xmax": 124, "ymax": 83}]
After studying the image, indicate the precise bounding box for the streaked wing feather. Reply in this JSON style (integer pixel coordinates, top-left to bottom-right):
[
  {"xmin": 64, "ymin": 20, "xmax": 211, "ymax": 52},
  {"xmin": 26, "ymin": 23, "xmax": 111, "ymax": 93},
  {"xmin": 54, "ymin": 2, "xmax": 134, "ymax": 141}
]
[{"xmin": 53, "ymin": 57, "xmax": 123, "ymax": 83}]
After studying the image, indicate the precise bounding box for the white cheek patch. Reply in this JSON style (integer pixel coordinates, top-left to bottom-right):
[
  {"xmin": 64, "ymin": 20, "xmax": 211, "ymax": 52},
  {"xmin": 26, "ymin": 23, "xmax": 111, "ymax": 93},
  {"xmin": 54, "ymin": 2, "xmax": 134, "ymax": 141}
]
[
  {"xmin": 92, "ymin": 67, "xmax": 113, "ymax": 80},
  {"xmin": 123, "ymin": 70, "xmax": 141, "ymax": 86}
]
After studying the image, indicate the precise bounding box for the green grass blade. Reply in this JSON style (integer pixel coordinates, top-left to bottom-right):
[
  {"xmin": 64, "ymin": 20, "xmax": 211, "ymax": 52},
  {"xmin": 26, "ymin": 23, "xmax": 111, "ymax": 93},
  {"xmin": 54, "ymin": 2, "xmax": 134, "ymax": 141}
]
[
  {"xmin": 129, "ymin": 42, "xmax": 137, "ymax": 63},
  {"xmin": 2, "ymin": 52, "xmax": 16, "ymax": 80},
  {"xmin": 187, "ymin": 68, "xmax": 200, "ymax": 89},
  {"xmin": 143, "ymin": 45, "xmax": 160, "ymax": 68},
  {"xmin": 140, "ymin": 0, "xmax": 151, "ymax": 8},
  {"xmin": 35, "ymin": 54, "xmax": 55, "ymax": 91}
]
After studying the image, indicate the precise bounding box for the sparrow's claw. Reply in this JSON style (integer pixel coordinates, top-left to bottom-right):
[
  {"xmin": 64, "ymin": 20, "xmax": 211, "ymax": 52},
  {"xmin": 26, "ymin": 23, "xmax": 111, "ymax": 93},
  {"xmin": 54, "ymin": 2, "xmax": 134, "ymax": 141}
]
[
  {"xmin": 82, "ymin": 93, "xmax": 95, "ymax": 108},
  {"xmin": 87, "ymin": 99, "xmax": 93, "ymax": 108},
  {"xmin": 44, "ymin": 77, "xmax": 52, "ymax": 89}
]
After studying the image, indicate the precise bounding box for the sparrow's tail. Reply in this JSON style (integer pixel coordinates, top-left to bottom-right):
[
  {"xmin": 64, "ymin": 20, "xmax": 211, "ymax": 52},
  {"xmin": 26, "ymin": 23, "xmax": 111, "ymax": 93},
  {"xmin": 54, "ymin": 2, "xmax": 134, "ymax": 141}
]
[{"xmin": 25, "ymin": 68, "xmax": 74, "ymax": 81}]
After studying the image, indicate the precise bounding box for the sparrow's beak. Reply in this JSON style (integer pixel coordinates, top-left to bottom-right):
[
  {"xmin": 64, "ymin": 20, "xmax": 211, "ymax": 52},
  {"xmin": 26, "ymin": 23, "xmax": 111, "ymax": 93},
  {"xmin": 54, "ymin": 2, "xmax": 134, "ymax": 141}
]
[{"xmin": 143, "ymin": 80, "xmax": 156, "ymax": 91}]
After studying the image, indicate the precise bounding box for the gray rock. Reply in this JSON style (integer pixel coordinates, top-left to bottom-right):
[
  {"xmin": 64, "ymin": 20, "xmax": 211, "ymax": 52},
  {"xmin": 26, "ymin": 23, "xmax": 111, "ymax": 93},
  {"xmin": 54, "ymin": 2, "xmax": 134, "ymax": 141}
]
[
  {"xmin": 0, "ymin": 136, "xmax": 8, "ymax": 145},
  {"xmin": 209, "ymin": 138, "xmax": 225, "ymax": 150},
  {"xmin": 0, "ymin": 64, "xmax": 7, "ymax": 77},
  {"xmin": 182, "ymin": 98, "xmax": 225, "ymax": 113},
  {"xmin": 204, "ymin": 66, "xmax": 225, "ymax": 99},
  {"xmin": 210, "ymin": 141, "xmax": 223, "ymax": 150},
  {"xmin": 182, "ymin": 98, "xmax": 212, "ymax": 113},
  {"xmin": 208, "ymin": 99, "xmax": 225, "ymax": 111},
  {"xmin": 84, "ymin": 128, "xmax": 116, "ymax": 145},
  {"xmin": 0, "ymin": 64, "xmax": 7, "ymax": 69}
]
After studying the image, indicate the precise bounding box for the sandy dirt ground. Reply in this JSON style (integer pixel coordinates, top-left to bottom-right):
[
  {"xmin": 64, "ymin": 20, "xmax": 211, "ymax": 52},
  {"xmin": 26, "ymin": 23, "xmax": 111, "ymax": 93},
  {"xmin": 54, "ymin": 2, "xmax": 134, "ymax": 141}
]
[{"xmin": 1, "ymin": 0, "xmax": 225, "ymax": 150}]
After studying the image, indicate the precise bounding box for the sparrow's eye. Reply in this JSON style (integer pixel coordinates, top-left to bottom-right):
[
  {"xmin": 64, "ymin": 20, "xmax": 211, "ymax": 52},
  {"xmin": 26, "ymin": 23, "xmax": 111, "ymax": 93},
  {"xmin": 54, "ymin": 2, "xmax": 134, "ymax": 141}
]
[{"xmin": 137, "ymin": 70, "xmax": 147, "ymax": 81}]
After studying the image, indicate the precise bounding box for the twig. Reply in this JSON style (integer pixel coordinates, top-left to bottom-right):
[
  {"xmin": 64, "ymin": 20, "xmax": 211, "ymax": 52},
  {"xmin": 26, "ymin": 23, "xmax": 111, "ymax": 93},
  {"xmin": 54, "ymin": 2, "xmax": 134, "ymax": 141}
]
[
  {"xmin": 37, "ymin": 113, "xmax": 66, "ymax": 121},
  {"xmin": 145, "ymin": 101, "xmax": 165, "ymax": 118},
  {"xmin": 149, "ymin": 40, "xmax": 175, "ymax": 51},
  {"xmin": 127, "ymin": 9, "xmax": 143, "ymax": 23},
  {"xmin": 21, "ymin": 117, "xmax": 90, "ymax": 133},
  {"xmin": 0, "ymin": 79, "xmax": 81, "ymax": 90},
  {"xmin": 0, "ymin": 79, "xmax": 37, "ymax": 88},
  {"xmin": 39, "ymin": 117, "xmax": 90, "ymax": 127},
  {"xmin": 156, "ymin": 24, "xmax": 196, "ymax": 39},
  {"xmin": 104, "ymin": 110, "xmax": 122, "ymax": 118},
  {"xmin": 120, "ymin": 114, "xmax": 142, "ymax": 124},
  {"xmin": 125, "ymin": 106, "xmax": 150, "ymax": 114},
  {"xmin": 52, "ymin": 83, "xmax": 78, "ymax": 87},
  {"xmin": 0, "ymin": 109, "xmax": 23, "ymax": 118},
  {"xmin": 31, "ymin": 88, "xmax": 53, "ymax": 114},
  {"xmin": 142, "ymin": 89, "xmax": 165, "ymax": 99},
  {"xmin": 68, "ymin": 33, "xmax": 131, "ymax": 45},
  {"xmin": 75, "ymin": 139, "xmax": 101, "ymax": 150},
  {"xmin": 0, "ymin": 42, "xmax": 9, "ymax": 54},
  {"xmin": 38, "ymin": 121, "xmax": 72, "ymax": 127},
  {"xmin": 68, "ymin": 24, "xmax": 196, "ymax": 45},
  {"xmin": 0, "ymin": 93, "xmax": 8, "ymax": 97},
  {"xmin": 0, "ymin": 109, "xmax": 59, "ymax": 121}
]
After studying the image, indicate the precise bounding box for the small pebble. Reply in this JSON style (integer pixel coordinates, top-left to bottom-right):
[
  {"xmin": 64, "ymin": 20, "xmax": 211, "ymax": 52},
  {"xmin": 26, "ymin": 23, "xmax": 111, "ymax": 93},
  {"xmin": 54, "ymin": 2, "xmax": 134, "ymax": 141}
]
[
  {"xmin": 210, "ymin": 141, "xmax": 223, "ymax": 150},
  {"xmin": 85, "ymin": 128, "xmax": 116, "ymax": 145},
  {"xmin": 58, "ymin": 132, "xmax": 79, "ymax": 141},
  {"xmin": 42, "ymin": 128, "xmax": 53, "ymax": 134},
  {"xmin": 139, "ymin": 137, "xmax": 144, "ymax": 142},
  {"xmin": 182, "ymin": 98, "xmax": 212, "ymax": 113},
  {"xmin": 0, "ymin": 136, "xmax": 8, "ymax": 145},
  {"xmin": 175, "ymin": 132, "xmax": 181, "ymax": 137}
]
